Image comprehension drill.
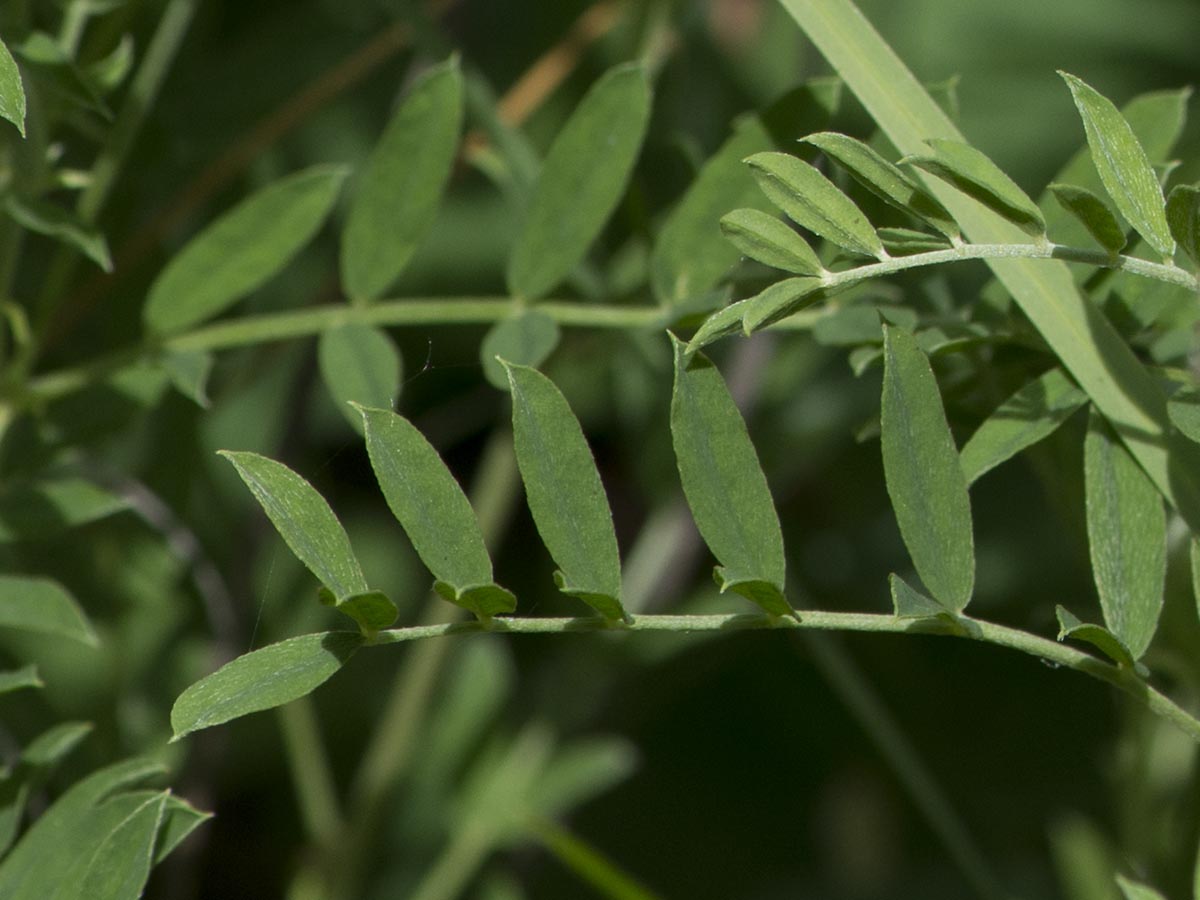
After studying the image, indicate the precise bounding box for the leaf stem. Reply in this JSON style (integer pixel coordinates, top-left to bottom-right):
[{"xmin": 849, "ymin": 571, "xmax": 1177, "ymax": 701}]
[
  {"xmin": 276, "ymin": 697, "xmax": 343, "ymax": 844},
  {"xmin": 363, "ymin": 610, "xmax": 1200, "ymax": 743}
]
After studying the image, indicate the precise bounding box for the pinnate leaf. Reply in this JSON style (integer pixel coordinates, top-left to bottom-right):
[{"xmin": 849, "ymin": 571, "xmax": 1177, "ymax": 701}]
[
  {"xmin": 318, "ymin": 323, "xmax": 402, "ymax": 434},
  {"xmin": 144, "ymin": 166, "xmax": 346, "ymax": 334},
  {"xmin": 1084, "ymin": 409, "xmax": 1165, "ymax": 659},
  {"xmin": 1048, "ymin": 184, "xmax": 1126, "ymax": 255},
  {"xmin": 719, "ymin": 208, "xmax": 824, "ymax": 275},
  {"xmin": 1166, "ymin": 184, "xmax": 1200, "ymax": 265},
  {"xmin": 1061, "ymin": 72, "xmax": 1174, "ymax": 259},
  {"xmin": 508, "ymin": 64, "xmax": 650, "ymax": 300},
  {"xmin": 481, "ymin": 311, "xmax": 560, "ymax": 390},
  {"xmin": 358, "ymin": 405, "xmax": 515, "ymax": 616},
  {"xmin": 670, "ymin": 337, "xmax": 791, "ymax": 617},
  {"xmin": 0, "ymin": 38, "xmax": 24, "ymax": 136},
  {"xmin": 803, "ymin": 131, "xmax": 958, "ymax": 238},
  {"xmin": 171, "ymin": 632, "xmax": 364, "ymax": 739},
  {"xmin": 504, "ymin": 362, "xmax": 624, "ymax": 619},
  {"xmin": 219, "ymin": 451, "xmax": 368, "ymax": 601},
  {"xmin": 903, "ymin": 139, "xmax": 1045, "ymax": 237},
  {"xmin": 960, "ymin": 368, "xmax": 1087, "ymax": 485},
  {"xmin": 341, "ymin": 57, "xmax": 463, "ymax": 303},
  {"xmin": 745, "ymin": 151, "xmax": 883, "ymax": 258},
  {"xmin": 880, "ymin": 325, "xmax": 974, "ymax": 611},
  {"xmin": 0, "ymin": 576, "xmax": 97, "ymax": 645}
]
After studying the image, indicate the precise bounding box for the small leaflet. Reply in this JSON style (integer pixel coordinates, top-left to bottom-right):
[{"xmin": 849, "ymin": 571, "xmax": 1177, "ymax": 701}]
[
  {"xmin": 903, "ymin": 139, "xmax": 1045, "ymax": 237},
  {"xmin": 740, "ymin": 276, "xmax": 825, "ymax": 334},
  {"xmin": 170, "ymin": 632, "xmax": 365, "ymax": 739},
  {"xmin": 341, "ymin": 58, "xmax": 464, "ymax": 303},
  {"xmin": 745, "ymin": 151, "xmax": 884, "ymax": 258},
  {"xmin": 880, "ymin": 325, "xmax": 974, "ymax": 612},
  {"xmin": 1115, "ymin": 876, "xmax": 1168, "ymax": 900},
  {"xmin": 959, "ymin": 368, "xmax": 1088, "ymax": 485},
  {"xmin": 0, "ymin": 666, "xmax": 42, "ymax": 695},
  {"xmin": 685, "ymin": 296, "xmax": 759, "ymax": 353},
  {"xmin": 0, "ymin": 576, "xmax": 97, "ymax": 646},
  {"xmin": 3, "ymin": 196, "xmax": 111, "ymax": 270},
  {"xmin": 504, "ymin": 362, "xmax": 624, "ymax": 620},
  {"xmin": 1084, "ymin": 409, "xmax": 1166, "ymax": 660},
  {"xmin": 219, "ymin": 451, "xmax": 368, "ymax": 602},
  {"xmin": 1048, "ymin": 183, "xmax": 1127, "ymax": 256},
  {"xmin": 719, "ymin": 208, "xmax": 825, "ymax": 276},
  {"xmin": 803, "ymin": 132, "xmax": 959, "ymax": 239},
  {"xmin": 1055, "ymin": 605, "xmax": 1138, "ymax": 670},
  {"xmin": 876, "ymin": 227, "xmax": 952, "ymax": 256},
  {"xmin": 0, "ymin": 37, "xmax": 25, "ymax": 136},
  {"xmin": 318, "ymin": 323, "xmax": 403, "ymax": 434},
  {"xmin": 669, "ymin": 337, "xmax": 792, "ymax": 618},
  {"xmin": 480, "ymin": 311, "xmax": 560, "ymax": 390},
  {"xmin": 144, "ymin": 166, "xmax": 347, "ymax": 334},
  {"xmin": 1166, "ymin": 184, "xmax": 1200, "ymax": 265},
  {"xmin": 1061, "ymin": 72, "xmax": 1175, "ymax": 259}
]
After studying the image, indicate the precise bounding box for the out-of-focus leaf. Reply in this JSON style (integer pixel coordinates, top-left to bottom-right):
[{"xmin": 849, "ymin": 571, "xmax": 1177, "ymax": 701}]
[
  {"xmin": 144, "ymin": 166, "xmax": 347, "ymax": 334},
  {"xmin": 0, "ymin": 37, "xmax": 25, "ymax": 135},
  {"xmin": 528, "ymin": 737, "xmax": 638, "ymax": 820},
  {"xmin": 528, "ymin": 819, "xmax": 661, "ymax": 900},
  {"xmin": 903, "ymin": 139, "xmax": 1045, "ymax": 236},
  {"xmin": 170, "ymin": 632, "xmax": 364, "ymax": 739},
  {"xmin": 480, "ymin": 311, "xmax": 559, "ymax": 390},
  {"xmin": 504, "ymin": 362, "xmax": 623, "ymax": 620},
  {"xmin": 0, "ymin": 666, "xmax": 41, "ymax": 695},
  {"xmin": 0, "ymin": 576, "xmax": 97, "ymax": 645},
  {"xmin": 803, "ymin": 131, "xmax": 958, "ymax": 238},
  {"xmin": 341, "ymin": 57, "xmax": 463, "ymax": 303},
  {"xmin": 1170, "ymin": 393, "xmax": 1200, "ymax": 444},
  {"xmin": 358, "ymin": 405, "xmax": 515, "ymax": 616},
  {"xmin": 745, "ymin": 151, "xmax": 883, "ymax": 257},
  {"xmin": 1116, "ymin": 876, "xmax": 1167, "ymax": 900},
  {"xmin": 13, "ymin": 33, "xmax": 109, "ymax": 119},
  {"xmin": 159, "ymin": 348, "xmax": 213, "ymax": 408},
  {"xmin": 1061, "ymin": 72, "xmax": 1174, "ymax": 259},
  {"xmin": 507, "ymin": 65, "xmax": 650, "ymax": 300},
  {"xmin": 318, "ymin": 323, "xmax": 402, "ymax": 434},
  {"xmin": 1166, "ymin": 185, "xmax": 1200, "ymax": 265},
  {"xmin": 670, "ymin": 338, "xmax": 791, "ymax": 617},
  {"xmin": 219, "ymin": 451, "xmax": 368, "ymax": 601},
  {"xmin": 85, "ymin": 35, "xmax": 134, "ymax": 93},
  {"xmin": 880, "ymin": 325, "xmax": 974, "ymax": 611},
  {"xmin": 960, "ymin": 368, "xmax": 1088, "ymax": 485},
  {"xmin": 4, "ymin": 197, "xmax": 111, "ymax": 270},
  {"xmin": 1084, "ymin": 409, "xmax": 1165, "ymax": 659},
  {"xmin": 1055, "ymin": 605, "xmax": 1138, "ymax": 669},
  {"xmin": 1048, "ymin": 184, "xmax": 1126, "ymax": 255},
  {"xmin": 719, "ymin": 208, "xmax": 824, "ymax": 275},
  {"xmin": 0, "ymin": 476, "xmax": 127, "ymax": 542},
  {"xmin": 1048, "ymin": 813, "xmax": 1121, "ymax": 900}
]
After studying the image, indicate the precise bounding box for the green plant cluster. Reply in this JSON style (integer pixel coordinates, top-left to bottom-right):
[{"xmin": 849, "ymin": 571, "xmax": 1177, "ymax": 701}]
[{"xmin": 1, "ymin": 0, "xmax": 1200, "ymax": 897}]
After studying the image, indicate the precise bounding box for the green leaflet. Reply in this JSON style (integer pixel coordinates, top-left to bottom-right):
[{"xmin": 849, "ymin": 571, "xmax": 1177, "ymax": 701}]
[
  {"xmin": 0, "ymin": 758, "xmax": 165, "ymax": 900},
  {"xmin": 507, "ymin": 64, "xmax": 650, "ymax": 300},
  {"xmin": 170, "ymin": 631, "xmax": 364, "ymax": 739},
  {"xmin": 651, "ymin": 116, "xmax": 775, "ymax": 304},
  {"xmin": 0, "ymin": 666, "xmax": 41, "ymax": 694},
  {"xmin": 718, "ymin": 208, "xmax": 825, "ymax": 276},
  {"xmin": 0, "ymin": 575, "xmax": 97, "ymax": 645},
  {"xmin": 1055, "ymin": 605, "xmax": 1138, "ymax": 670},
  {"xmin": 0, "ymin": 37, "xmax": 24, "ymax": 136},
  {"xmin": 0, "ymin": 722, "xmax": 94, "ymax": 857},
  {"xmin": 341, "ymin": 57, "xmax": 463, "ymax": 303},
  {"xmin": 890, "ymin": 574, "xmax": 950, "ymax": 619},
  {"xmin": 959, "ymin": 368, "xmax": 1088, "ymax": 485},
  {"xmin": 1192, "ymin": 539, "xmax": 1200, "ymax": 623},
  {"xmin": 1169, "ymin": 394, "xmax": 1200, "ymax": 444},
  {"xmin": 153, "ymin": 795, "xmax": 211, "ymax": 864},
  {"xmin": 1166, "ymin": 184, "xmax": 1200, "ymax": 266},
  {"xmin": 1061, "ymin": 72, "xmax": 1174, "ymax": 259},
  {"xmin": 745, "ymin": 151, "xmax": 883, "ymax": 258},
  {"xmin": 684, "ymin": 295, "xmax": 759, "ymax": 353},
  {"xmin": 318, "ymin": 322, "xmax": 403, "ymax": 434},
  {"xmin": 480, "ymin": 310, "xmax": 560, "ymax": 390},
  {"xmin": 65, "ymin": 791, "xmax": 166, "ymax": 900},
  {"xmin": 669, "ymin": 337, "xmax": 791, "ymax": 617},
  {"xmin": 159, "ymin": 348, "xmax": 214, "ymax": 408},
  {"xmin": 1116, "ymin": 877, "xmax": 1167, "ymax": 900},
  {"xmin": 803, "ymin": 132, "xmax": 959, "ymax": 239},
  {"xmin": 504, "ymin": 362, "xmax": 624, "ymax": 620},
  {"xmin": 358, "ymin": 405, "xmax": 515, "ymax": 616},
  {"xmin": 880, "ymin": 325, "xmax": 974, "ymax": 612},
  {"xmin": 1048, "ymin": 184, "xmax": 1126, "ymax": 256},
  {"xmin": 144, "ymin": 166, "xmax": 347, "ymax": 334},
  {"xmin": 1084, "ymin": 409, "xmax": 1165, "ymax": 660},
  {"xmin": 0, "ymin": 476, "xmax": 127, "ymax": 542},
  {"xmin": 903, "ymin": 139, "xmax": 1045, "ymax": 237},
  {"xmin": 219, "ymin": 451, "xmax": 368, "ymax": 601},
  {"xmin": 1048, "ymin": 815, "xmax": 1121, "ymax": 900},
  {"xmin": 741, "ymin": 276, "xmax": 825, "ymax": 335},
  {"xmin": 4, "ymin": 196, "xmax": 111, "ymax": 271},
  {"xmin": 876, "ymin": 227, "xmax": 951, "ymax": 255},
  {"xmin": 321, "ymin": 589, "xmax": 398, "ymax": 637}
]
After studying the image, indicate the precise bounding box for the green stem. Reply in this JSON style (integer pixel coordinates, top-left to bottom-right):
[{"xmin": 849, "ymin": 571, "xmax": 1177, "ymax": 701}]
[
  {"xmin": 362, "ymin": 611, "xmax": 1200, "ymax": 743},
  {"xmin": 276, "ymin": 696, "xmax": 343, "ymax": 844}
]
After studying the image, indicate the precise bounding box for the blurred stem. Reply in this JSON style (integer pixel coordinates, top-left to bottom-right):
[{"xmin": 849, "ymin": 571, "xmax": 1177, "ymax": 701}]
[
  {"xmin": 320, "ymin": 426, "xmax": 521, "ymax": 900},
  {"xmin": 34, "ymin": 0, "xmax": 198, "ymax": 336},
  {"xmin": 362, "ymin": 611, "xmax": 1200, "ymax": 744},
  {"xmin": 277, "ymin": 696, "xmax": 343, "ymax": 845},
  {"xmin": 529, "ymin": 817, "xmax": 664, "ymax": 900},
  {"xmin": 797, "ymin": 630, "xmax": 1010, "ymax": 900}
]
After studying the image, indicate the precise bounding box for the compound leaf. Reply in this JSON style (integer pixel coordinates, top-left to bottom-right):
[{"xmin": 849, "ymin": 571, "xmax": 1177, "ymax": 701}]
[
  {"xmin": 881, "ymin": 324, "xmax": 974, "ymax": 611},
  {"xmin": 341, "ymin": 57, "xmax": 463, "ymax": 303}
]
